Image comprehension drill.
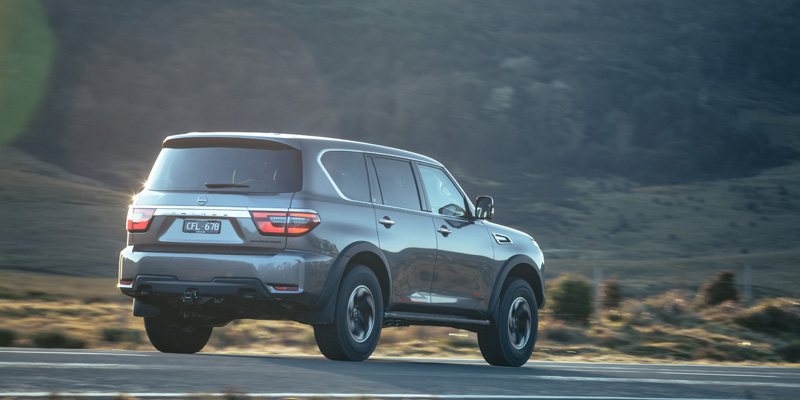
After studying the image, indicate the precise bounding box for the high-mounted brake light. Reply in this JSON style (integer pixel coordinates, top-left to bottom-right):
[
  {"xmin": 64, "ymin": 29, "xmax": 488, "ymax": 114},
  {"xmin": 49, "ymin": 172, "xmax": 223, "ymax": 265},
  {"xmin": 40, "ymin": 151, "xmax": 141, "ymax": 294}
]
[
  {"xmin": 126, "ymin": 208, "xmax": 155, "ymax": 232},
  {"xmin": 251, "ymin": 211, "xmax": 320, "ymax": 236}
]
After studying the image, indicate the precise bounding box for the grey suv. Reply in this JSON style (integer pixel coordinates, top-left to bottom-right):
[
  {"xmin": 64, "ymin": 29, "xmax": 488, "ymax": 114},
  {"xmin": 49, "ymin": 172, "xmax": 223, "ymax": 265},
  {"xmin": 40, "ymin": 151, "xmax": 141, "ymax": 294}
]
[{"xmin": 119, "ymin": 132, "xmax": 545, "ymax": 366}]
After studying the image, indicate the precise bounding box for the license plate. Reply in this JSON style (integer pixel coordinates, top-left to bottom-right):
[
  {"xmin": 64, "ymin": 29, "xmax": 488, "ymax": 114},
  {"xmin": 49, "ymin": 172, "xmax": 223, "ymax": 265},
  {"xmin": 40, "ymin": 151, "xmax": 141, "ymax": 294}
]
[{"xmin": 182, "ymin": 220, "xmax": 221, "ymax": 234}]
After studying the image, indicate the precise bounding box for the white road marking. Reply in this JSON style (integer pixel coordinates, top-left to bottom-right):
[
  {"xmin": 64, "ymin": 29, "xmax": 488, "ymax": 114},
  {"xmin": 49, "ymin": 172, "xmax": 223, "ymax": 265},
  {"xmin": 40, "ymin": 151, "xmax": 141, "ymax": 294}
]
[
  {"xmin": 0, "ymin": 362, "xmax": 165, "ymax": 369},
  {"xmin": 0, "ymin": 349, "xmax": 148, "ymax": 357},
  {"xmin": 648, "ymin": 371, "xmax": 779, "ymax": 378},
  {"xmin": 0, "ymin": 393, "xmax": 750, "ymax": 400},
  {"xmin": 536, "ymin": 366, "xmax": 783, "ymax": 378},
  {"xmin": 532, "ymin": 375, "xmax": 800, "ymax": 388},
  {"xmin": 529, "ymin": 360, "xmax": 791, "ymax": 369}
]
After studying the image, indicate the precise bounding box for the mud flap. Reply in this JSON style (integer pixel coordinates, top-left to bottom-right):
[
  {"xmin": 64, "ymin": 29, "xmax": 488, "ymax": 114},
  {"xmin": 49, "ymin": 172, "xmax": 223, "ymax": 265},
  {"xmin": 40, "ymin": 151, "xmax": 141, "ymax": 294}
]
[{"xmin": 133, "ymin": 299, "xmax": 161, "ymax": 317}]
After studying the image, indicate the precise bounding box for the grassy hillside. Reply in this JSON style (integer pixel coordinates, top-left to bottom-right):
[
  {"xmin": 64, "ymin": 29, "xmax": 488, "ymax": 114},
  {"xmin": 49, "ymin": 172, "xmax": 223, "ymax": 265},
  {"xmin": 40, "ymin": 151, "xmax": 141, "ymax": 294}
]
[{"xmin": 0, "ymin": 148, "xmax": 128, "ymax": 276}]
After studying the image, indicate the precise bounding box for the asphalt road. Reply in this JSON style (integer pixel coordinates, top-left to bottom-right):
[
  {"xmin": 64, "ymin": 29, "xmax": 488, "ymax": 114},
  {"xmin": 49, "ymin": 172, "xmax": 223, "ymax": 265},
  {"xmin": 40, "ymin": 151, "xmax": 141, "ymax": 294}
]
[{"xmin": 0, "ymin": 348, "xmax": 797, "ymax": 400}]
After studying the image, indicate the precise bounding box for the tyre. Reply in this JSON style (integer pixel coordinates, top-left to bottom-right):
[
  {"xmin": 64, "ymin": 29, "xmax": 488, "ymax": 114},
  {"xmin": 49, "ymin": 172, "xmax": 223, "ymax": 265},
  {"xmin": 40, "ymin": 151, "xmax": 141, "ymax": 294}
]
[
  {"xmin": 478, "ymin": 278, "xmax": 538, "ymax": 367},
  {"xmin": 144, "ymin": 313, "xmax": 213, "ymax": 354},
  {"xmin": 314, "ymin": 265, "xmax": 383, "ymax": 361}
]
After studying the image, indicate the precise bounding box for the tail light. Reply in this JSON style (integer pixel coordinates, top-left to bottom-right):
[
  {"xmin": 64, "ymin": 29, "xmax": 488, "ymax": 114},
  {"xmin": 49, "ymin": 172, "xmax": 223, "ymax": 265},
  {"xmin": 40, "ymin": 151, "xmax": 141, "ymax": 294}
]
[
  {"xmin": 251, "ymin": 211, "xmax": 320, "ymax": 236},
  {"xmin": 127, "ymin": 208, "xmax": 155, "ymax": 232}
]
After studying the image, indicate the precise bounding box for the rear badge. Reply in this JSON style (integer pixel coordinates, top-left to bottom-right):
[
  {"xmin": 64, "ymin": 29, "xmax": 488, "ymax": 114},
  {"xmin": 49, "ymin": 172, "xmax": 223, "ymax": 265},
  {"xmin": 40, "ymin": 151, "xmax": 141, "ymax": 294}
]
[{"xmin": 196, "ymin": 195, "xmax": 208, "ymax": 206}]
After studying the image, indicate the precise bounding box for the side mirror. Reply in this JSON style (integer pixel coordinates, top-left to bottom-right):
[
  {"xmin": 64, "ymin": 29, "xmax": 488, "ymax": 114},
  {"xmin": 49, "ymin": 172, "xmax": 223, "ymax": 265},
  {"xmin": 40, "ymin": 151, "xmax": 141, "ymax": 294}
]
[{"xmin": 475, "ymin": 195, "xmax": 494, "ymax": 220}]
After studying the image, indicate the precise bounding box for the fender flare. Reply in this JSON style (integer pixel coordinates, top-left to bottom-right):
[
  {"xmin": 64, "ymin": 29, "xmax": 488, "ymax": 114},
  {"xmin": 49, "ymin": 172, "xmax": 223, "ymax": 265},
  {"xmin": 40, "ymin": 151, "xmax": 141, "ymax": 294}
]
[
  {"xmin": 308, "ymin": 241, "xmax": 391, "ymax": 324},
  {"xmin": 485, "ymin": 254, "xmax": 546, "ymax": 323}
]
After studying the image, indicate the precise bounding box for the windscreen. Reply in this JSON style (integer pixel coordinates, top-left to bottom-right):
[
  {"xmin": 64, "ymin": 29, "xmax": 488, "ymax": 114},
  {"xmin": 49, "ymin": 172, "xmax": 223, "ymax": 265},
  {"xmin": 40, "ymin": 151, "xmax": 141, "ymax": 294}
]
[{"xmin": 145, "ymin": 145, "xmax": 302, "ymax": 193}]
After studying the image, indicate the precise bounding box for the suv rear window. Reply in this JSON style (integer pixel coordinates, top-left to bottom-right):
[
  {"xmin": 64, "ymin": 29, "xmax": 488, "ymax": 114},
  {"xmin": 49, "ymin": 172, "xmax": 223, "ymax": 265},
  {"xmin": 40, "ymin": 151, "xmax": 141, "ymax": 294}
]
[{"xmin": 146, "ymin": 143, "xmax": 301, "ymax": 193}]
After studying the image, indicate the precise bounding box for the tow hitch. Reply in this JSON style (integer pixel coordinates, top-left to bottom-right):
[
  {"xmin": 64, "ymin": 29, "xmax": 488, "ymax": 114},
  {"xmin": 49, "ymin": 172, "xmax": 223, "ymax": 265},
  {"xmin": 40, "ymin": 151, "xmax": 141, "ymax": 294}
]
[{"xmin": 182, "ymin": 289, "xmax": 199, "ymax": 305}]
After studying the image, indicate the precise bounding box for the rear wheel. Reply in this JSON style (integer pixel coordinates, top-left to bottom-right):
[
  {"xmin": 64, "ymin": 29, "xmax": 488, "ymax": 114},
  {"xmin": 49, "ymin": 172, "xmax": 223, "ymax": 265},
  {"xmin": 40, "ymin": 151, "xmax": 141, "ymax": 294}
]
[
  {"xmin": 144, "ymin": 312, "xmax": 213, "ymax": 354},
  {"xmin": 478, "ymin": 279, "xmax": 538, "ymax": 367},
  {"xmin": 314, "ymin": 265, "xmax": 383, "ymax": 361}
]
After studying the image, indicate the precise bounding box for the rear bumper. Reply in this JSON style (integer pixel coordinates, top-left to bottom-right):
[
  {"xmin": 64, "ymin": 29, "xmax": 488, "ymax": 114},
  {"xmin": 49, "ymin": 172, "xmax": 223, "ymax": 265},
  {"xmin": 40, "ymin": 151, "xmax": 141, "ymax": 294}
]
[{"xmin": 118, "ymin": 246, "xmax": 335, "ymax": 317}]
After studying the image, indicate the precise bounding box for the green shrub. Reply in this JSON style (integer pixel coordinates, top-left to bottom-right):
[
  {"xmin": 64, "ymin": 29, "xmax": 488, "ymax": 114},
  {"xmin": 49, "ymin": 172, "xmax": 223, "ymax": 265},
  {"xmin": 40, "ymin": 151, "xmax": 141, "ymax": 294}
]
[
  {"xmin": 602, "ymin": 277, "xmax": 622, "ymax": 309},
  {"xmin": 550, "ymin": 273, "xmax": 593, "ymax": 324},
  {"xmin": 0, "ymin": 329, "xmax": 16, "ymax": 346},
  {"xmin": 644, "ymin": 291, "xmax": 700, "ymax": 325},
  {"xmin": 695, "ymin": 270, "xmax": 740, "ymax": 307},
  {"xmin": 101, "ymin": 328, "xmax": 142, "ymax": 343},
  {"xmin": 734, "ymin": 298, "xmax": 800, "ymax": 335},
  {"xmin": 779, "ymin": 340, "xmax": 800, "ymax": 363},
  {"xmin": 33, "ymin": 331, "xmax": 85, "ymax": 349},
  {"xmin": 619, "ymin": 299, "xmax": 653, "ymax": 326}
]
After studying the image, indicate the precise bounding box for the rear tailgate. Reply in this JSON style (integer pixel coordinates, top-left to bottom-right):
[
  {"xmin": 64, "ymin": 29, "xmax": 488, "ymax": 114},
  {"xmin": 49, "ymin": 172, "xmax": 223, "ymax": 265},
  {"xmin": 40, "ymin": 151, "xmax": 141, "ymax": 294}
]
[{"xmin": 127, "ymin": 136, "xmax": 303, "ymax": 254}]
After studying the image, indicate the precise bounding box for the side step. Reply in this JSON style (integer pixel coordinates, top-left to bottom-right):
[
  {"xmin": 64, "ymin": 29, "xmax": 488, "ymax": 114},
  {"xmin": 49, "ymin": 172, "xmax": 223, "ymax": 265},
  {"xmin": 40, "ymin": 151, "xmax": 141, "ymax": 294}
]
[{"xmin": 383, "ymin": 311, "xmax": 490, "ymax": 329}]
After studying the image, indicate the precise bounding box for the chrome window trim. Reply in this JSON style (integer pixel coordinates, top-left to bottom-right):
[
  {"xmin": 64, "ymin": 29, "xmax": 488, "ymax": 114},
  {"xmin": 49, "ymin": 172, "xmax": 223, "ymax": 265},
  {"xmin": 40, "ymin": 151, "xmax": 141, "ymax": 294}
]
[
  {"xmin": 372, "ymin": 201, "xmax": 438, "ymax": 217},
  {"xmin": 317, "ymin": 148, "xmax": 439, "ymax": 212},
  {"xmin": 316, "ymin": 149, "xmax": 374, "ymax": 205},
  {"xmin": 316, "ymin": 148, "xmax": 472, "ymax": 216}
]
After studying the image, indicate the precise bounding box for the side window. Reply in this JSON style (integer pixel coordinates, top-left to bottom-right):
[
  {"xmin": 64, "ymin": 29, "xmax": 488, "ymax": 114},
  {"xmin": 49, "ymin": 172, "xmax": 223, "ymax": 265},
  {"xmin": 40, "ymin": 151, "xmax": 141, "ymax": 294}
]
[
  {"xmin": 372, "ymin": 157, "xmax": 422, "ymax": 211},
  {"xmin": 418, "ymin": 165, "xmax": 467, "ymax": 217},
  {"xmin": 321, "ymin": 151, "xmax": 370, "ymax": 202}
]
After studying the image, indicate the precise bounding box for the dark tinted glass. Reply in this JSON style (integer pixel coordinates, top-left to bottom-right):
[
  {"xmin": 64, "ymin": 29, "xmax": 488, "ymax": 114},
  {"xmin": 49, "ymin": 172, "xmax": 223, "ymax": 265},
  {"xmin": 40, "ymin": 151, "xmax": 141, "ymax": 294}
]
[
  {"xmin": 372, "ymin": 157, "xmax": 421, "ymax": 210},
  {"xmin": 146, "ymin": 147, "xmax": 301, "ymax": 192},
  {"xmin": 367, "ymin": 158, "xmax": 382, "ymax": 204},
  {"xmin": 321, "ymin": 151, "xmax": 369, "ymax": 202}
]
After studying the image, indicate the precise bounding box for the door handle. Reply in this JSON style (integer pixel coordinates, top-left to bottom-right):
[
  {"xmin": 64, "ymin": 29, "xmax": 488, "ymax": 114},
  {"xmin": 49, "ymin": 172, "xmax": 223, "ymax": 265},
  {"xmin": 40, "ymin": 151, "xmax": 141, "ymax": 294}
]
[
  {"xmin": 378, "ymin": 217, "xmax": 395, "ymax": 227},
  {"xmin": 437, "ymin": 226, "xmax": 452, "ymax": 235}
]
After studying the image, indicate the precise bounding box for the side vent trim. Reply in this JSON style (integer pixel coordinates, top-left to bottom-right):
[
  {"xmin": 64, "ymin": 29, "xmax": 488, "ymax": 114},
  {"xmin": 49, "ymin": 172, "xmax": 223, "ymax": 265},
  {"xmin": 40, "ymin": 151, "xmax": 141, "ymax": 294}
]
[{"xmin": 492, "ymin": 233, "xmax": 513, "ymax": 245}]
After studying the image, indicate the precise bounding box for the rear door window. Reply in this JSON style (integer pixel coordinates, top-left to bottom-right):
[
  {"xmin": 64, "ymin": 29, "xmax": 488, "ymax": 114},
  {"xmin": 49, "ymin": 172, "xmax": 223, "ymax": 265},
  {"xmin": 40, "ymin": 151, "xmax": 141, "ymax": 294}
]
[
  {"xmin": 320, "ymin": 151, "xmax": 370, "ymax": 202},
  {"xmin": 372, "ymin": 157, "xmax": 422, "ymax": 211},
  {"xmin": 146, "ymin": 141, "xmax": 301, "ymax": 193}
]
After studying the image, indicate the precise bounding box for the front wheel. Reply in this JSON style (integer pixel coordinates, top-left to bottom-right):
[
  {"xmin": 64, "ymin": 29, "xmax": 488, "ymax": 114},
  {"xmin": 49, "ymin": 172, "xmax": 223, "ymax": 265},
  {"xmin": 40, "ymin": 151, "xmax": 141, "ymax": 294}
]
[
  {"xmin": 314, "ymin": 265, "xmax": 383, "ymax": 361},
  {"xmin": 478, "ymin": 279, "xmax": 538, "ymax": 367},
  {"xmin": 144, "ymin": 313, "xmax": 213, "ymax": 354}
]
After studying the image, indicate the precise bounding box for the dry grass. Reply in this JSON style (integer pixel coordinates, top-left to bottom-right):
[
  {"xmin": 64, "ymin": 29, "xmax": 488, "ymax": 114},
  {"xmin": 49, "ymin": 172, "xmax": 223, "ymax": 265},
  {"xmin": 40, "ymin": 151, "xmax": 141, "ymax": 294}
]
[
  {"xmin": 0, "ymin": 298, "xmax": 486, "ymax": 358},
  {"xmin": 1, "ymin": 294, "xmax": 797, "ymax": 365},
  {"xmin": 0, "ymin": 270, "xmax": 797, "ymax": 364}
]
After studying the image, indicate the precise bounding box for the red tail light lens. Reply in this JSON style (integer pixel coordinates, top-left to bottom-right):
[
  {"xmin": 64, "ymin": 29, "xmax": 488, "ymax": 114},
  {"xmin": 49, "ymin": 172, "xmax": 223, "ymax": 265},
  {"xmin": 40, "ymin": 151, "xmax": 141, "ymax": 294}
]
[
  {"xmin": 251, "ymin": 211, "xmax": 320, "ymax": 236},
  {"xmin": 126, "ymin": 208, "xmax": 155, "ymax": 232},
  {"xmin": 272, "ymin": 285, "xmax": 300, "ymax": 292}
]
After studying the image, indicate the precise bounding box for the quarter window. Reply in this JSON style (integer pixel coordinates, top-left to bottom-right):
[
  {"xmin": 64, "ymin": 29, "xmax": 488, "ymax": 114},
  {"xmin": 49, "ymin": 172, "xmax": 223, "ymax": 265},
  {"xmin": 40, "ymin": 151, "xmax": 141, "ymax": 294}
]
[
  {"xmin": 321, "ymin": 151, "xmax": 370, "ymax": 202},
  {"xmin": 372, "ymin": 157, "xmax": 422, "ymax": 211}
]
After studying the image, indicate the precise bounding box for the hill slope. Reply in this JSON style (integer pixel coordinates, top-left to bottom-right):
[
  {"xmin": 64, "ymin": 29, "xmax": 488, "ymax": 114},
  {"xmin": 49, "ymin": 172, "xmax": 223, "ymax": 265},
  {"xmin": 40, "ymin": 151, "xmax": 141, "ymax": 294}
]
[
  {"xmin": 0, "ymin": 148, "xmax": 128, "ymax": 276},
  {"xmin": 9, "ymin": 0, "xmax": 799, "ymax": 189}
]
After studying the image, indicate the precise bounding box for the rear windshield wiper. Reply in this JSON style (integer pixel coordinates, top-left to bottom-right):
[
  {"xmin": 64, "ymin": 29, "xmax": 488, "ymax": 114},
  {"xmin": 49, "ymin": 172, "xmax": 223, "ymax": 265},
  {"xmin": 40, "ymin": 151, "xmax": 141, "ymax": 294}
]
[{"xmin": 205, "ymin": 183, "xmax": 250, "ymax": 188}]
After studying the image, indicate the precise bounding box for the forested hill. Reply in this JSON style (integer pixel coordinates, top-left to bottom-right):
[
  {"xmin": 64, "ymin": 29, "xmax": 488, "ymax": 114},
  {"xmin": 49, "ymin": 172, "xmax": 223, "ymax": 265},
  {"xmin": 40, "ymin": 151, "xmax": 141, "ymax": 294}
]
[{"xmin": 11, "ymin": 0, "xmax": 800, "ymax": 191}]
